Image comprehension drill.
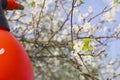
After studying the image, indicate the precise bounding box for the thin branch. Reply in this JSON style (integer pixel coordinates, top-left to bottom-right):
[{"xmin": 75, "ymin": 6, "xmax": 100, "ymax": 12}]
[
  {"xmin": 88, "ymin": 3, "xmax": 119, "ymax": 22},
  {"xmin": 77, "ymin": 35, "xmax": 120, "ymax": 39},
  {"xmin": 70, "ymin": 0, "xmax": 75, "ymax": 49},
  {"xmin": 77, "ymin": 53, "xmax": 99, "ymax": 80},
  {"xmin": 47, "ymin": 1, "xmax": 78, "ymax": 43},
  {"xmin": 30, "ymin": 55, "xmax": 67, "ymax": 59}
]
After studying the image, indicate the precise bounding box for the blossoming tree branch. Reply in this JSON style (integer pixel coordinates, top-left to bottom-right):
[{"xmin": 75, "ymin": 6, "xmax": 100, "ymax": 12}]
[{"xmin": 7, "ymin": 0, "xmax": 120, "ymax": 80}]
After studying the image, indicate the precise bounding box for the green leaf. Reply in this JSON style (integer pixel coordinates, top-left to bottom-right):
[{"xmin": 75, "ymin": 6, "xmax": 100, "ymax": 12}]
[
  {"xmin": 82, "ymin": 45, "xmax": 92, "ymax": 51},
  {"xmin": 82, "ymin": 44, "xmax": 88, "ymax": 51},
  {"xmin": 87, "ymin": 46, "xmax": 92, "ymax": 52},
  {"xmin": 80, "ymin": 0, "xmax": 84, "ymax": 4},
  {"xmin": 78, "ymin": 25, "xmax": 81, "ymax": 28},
  {"xmin": 72, "ymin": 42, "xmax": 75, "ymax": 47},
  {"xmin": 114, "ymin": 0, "xmax": 118, "ymax": 4},
  {"xmin": 82, "ymin": 38, "xmax": 92, "ymax": 52},
  {"xmin": 30, "ymin": 1, "xmax": 35, "ymax": 7},
  {"xmin": 103, "ymin": 6, "xmax": 107, "ymax": 11},
  {"xmin": 84, "ymin": 38, "xmax": 90, "ymax": 45}
]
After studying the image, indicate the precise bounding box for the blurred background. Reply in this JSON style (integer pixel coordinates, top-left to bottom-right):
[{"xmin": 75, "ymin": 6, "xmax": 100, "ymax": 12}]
[{"xmin": 7, "ymin": 0, "xmax": 120, "ymax": 80}]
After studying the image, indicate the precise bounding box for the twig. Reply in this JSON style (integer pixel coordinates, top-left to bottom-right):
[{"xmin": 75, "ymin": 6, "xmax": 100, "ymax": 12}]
[
  {"xmin": 70, "ymin": 0, "xmax": 76, "ymax": 49},
  {"xmin": 77, "ymin": 53, "xmax": 99, "ymax": 80},
  {"xmin": 88, "ymin": 3, "xmax": 119, "ymax": 22}
]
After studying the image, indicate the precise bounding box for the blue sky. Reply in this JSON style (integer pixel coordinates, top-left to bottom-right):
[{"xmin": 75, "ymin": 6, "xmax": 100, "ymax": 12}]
[
  {"xmin": 90, "ymin": 0, "xmax": 120, "ymax": 59},
  {"xmin": 72, "ymin": 0, "xmax": 120, "ymax": 59},
  {"xmin": 101, "ymin": 0, "xmax": 120, "ymax": 59}
]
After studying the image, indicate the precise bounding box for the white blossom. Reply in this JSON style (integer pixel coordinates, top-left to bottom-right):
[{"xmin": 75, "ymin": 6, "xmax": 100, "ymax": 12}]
[
  {"xmin": 88, "ymin": 6, "xmax": 93, "ymax": 13},
  {"xmin": 83, "ymin": 22, "xmax": 91, "ymax": 31},
  {"xmin": 101, "ymin": 11, "xmax": 115, "ymax": 22},
  {"xmin": 103, "ymin": 26, "xmax": 108, "ymax": 32},
  {"xmin": 73, "ymin": 25, "xmax": 79, "ymax": 33},
  {"xmin": 106, "ymin": 65, "xmax": 115, "ymax": 73},
  {"xmin": 82, "ymin": 13, "xmax": 89, "ymax": 18},
  {"xmin": 73, "ymin": 41, "xmax": 83, "ymax": 54},
  {"xmin": 114, "ymin": 24, "xmax": 120, "ymax": 35},
  {"xmin": 78, "ymin": 14, "xmax": 83, "ymax": 22},
  {"xmin": 82, "ymin": 22, "xmax": 96, "ymax": 35}
]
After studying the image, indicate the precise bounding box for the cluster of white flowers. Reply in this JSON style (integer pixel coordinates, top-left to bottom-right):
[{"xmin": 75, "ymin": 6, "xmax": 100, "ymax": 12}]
[
  {"xmin": 101, "ymin": 2, "xmax": 119, "ymax": 22},
  {"xmin": 101, "ymin": 11, "xmax": 116, "ymax": 22},
  {"xmin": 114, "ymin": 24, "xmax": 120, "ymax": 35},
  {"xmin": 69, "ymin": 40, "xmax": 94, "ymax": 65},
  {"xmin": 88, "ymin": 6, "xmax": 93, "ymax": 13},
  {"xmin": 78, "ymin": 14, "xmax": 83, "ymax": 23},
  {"xmin": 82, "ymin": 22, "xmax": 96, "ymax": 35},
  {"xmin": 82, "ymin": 13, "xmax": 89, "ymax": 18},
  {"xmin": 72, "ymin": 24, "xmax": 79, "ymax": 33},
  {"xmin": 70, "ymin": 50, "xmax": 93, "ymax": 66},
  {"xmin": 73, "ymin": 41, "xmax": 83, "ymax": 53}
]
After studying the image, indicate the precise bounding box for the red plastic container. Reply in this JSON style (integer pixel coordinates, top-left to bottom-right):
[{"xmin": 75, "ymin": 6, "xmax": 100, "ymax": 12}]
[{"xmin": 0, "ymin": 28, "xmax": 34, "ymax": 80}]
